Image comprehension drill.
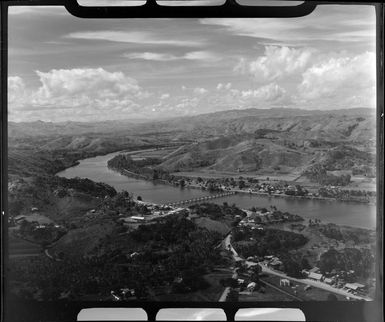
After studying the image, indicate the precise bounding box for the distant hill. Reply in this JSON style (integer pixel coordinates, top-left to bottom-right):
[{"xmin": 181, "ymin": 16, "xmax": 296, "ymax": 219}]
[
  {"xmin": 9, "ymin": 108, "xmax": 376, "ymax": 142},
  {"xmin": 160, "ymin": 134, "xmax": 310, "ymax": 173},
  {"xmin": 8, "ymin": 107, "xmax": 376, "ymax": 177},
  {"xmin": 152, "ymin": 108, "xmax": 375, "ymax": 174}
]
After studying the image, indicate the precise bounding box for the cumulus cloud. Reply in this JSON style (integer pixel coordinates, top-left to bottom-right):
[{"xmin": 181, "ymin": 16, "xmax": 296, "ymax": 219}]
[
  {"xmin": 175, "ymin": 97, "xmax": 200, "ymax": 115},
  {"xmin": 193, "ymin": 87, "xmax": 208, "ymax": 95},
  {"xmin": 216, "ymin": 82, "xmax": 232, "ymax": 90},
  {"xmin": 31, "ymin": 68, "xmax": 145, "ymax": 109},
  {"xmin": 8, "ymin": 68, "xmax": 153, "ymax": 121},
  {"xmin": 240, "ymin": 83, "xmax": 287, "ymax": 102},
  {"xmin": 297, "ymin": 51, "xmax": 376, "ymax": 107},
  {"xmin": 160, "ymin": 93, "xmax": 170, "ymax": 100},
  {"xmin": 8, "ymin": 76, "xmax": 28, "ymax": 108},
  {"xmin": 235, "ymin": 46, "xmax": 314, "ymax": 82},
  {"xmin": 202, "ymin": 83, "xmax": 289, "ymax": 114}
]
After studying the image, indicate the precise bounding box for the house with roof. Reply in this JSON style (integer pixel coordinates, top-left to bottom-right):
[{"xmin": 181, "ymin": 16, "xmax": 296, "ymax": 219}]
[
  {"xmin": 14, "ymin": 215, "xmax": 26, "ymax": 223},
  {"xmin": 309, "ymin": 267, "xmax": 320, "ymax": 273},
  {"xmin": 268, "ymin": 257, "xmax": 283, "ymax": 270},
  {"xmin": 247, "ymin": 282, "xmax": 256, "ymax": 292},
  {"xmin": 344, "ymin": 283, "xmax": 366, "ymax": 293},
  {"xmin": 308, "ymin": 272, "xmax": 323, "ymax": 282},
  {"xmin": 324, "ymin": 277, "xmax": 333, "ymax": 285},
  {"xmin": 130, "ymin": 216, "xmax": 146, "ymax": 222}
]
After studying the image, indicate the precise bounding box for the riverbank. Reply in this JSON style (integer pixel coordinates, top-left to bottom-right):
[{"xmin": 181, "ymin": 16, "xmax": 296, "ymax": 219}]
[
  {"xmin": 111, "ymin": 165, "xmax": 375, "ymax": 205},
  {"xmin": 232, "ymin": 189, "xmax": 375, "ymax": 205},
  {"xmin": 57, "ymin": 149, "xmax": 376, "ymax": 229}
]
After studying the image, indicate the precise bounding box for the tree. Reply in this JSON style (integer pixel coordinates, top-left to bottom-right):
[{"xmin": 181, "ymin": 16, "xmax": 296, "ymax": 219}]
[
  {"xmin": 327, "ymin": 293, "xmax": 338, "ymax": 301},
  {"xmin": 250, "ymin": 270, "xmax": 260, "ymax": 284},
  {"xmin": 238, "ymin": 180, "xmax": 246, "ymax": 189},
  {"xmin": 284, "ymin": 259, "xmax": 303, "ymax": 278},
  {"xmin": 220, "ymin": 278, "xmax": 238, "ymax": 288},
  {"xmin": 301, "ymin": 257, "xmax": 311, "ymax": 270},
  {"xmin": 137, "ymin": 196, "xmax": 142, "ymax": 201},
  {"xmin": 226, "ymin": 288, "xmax": 239, "ymax": 302}
]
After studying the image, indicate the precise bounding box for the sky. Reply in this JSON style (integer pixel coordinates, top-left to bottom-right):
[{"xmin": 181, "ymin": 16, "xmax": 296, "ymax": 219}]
[{"xmin": 8, "ymin": 3, "xmax": 377, "ymax": 122}]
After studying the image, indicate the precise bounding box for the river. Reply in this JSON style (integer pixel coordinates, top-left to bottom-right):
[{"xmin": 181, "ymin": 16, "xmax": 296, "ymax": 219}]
[{"xmin": 57, "ymin": 151, "xmax": 376, "ymax": 229}]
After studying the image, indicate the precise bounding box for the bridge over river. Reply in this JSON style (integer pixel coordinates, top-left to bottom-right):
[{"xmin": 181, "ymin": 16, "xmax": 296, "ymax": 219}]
[{"xmin": 164, "ymin": 191, "xmax": 236, "ymax": 207}]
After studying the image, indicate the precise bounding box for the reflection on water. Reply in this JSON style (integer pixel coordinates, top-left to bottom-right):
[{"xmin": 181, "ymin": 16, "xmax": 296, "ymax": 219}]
[{"xmin": 58, "ymin": 151, "xmax": 376, "ymax": 229}]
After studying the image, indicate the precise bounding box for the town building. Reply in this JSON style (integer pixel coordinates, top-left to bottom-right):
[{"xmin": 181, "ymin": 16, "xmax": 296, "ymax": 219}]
[
  {"xmin": 308, "ymin": 272, "xmax": 323, "ymax": 281},
  {"xmin": 247, "ymin": 282, "xmax": 256, "ymax": 292},
  {"xmin": 344, "ymin": 283, "xmax": 366, "ymax": 293}
]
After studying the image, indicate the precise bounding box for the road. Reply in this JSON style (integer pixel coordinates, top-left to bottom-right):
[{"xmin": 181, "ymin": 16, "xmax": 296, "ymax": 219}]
[
  {"xmin": 260, "ymin": 279, "xmax": 303, "ymax": 301},
  {"xmin": 253, "ymin": 263, "xmax": 372, "ymax": 301},
  {"xmin": 223, "ymin": 233, "xmax": 372, "ymax": 301},
  {"xmin": 218, "ymin": 287, "xmax": 230, "ymax": 302}
]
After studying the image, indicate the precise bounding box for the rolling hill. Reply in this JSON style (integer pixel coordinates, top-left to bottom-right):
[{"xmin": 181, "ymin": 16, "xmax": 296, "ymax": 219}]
[{"xmin": 8, "ymin": 107, "xmax": 376, "ymax": 178}]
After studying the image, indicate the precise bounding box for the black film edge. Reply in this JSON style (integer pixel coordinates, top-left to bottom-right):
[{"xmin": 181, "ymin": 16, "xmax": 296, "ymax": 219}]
[{"xmin": 63, "ymin": 0, "xmax": 318, "ymax": 18}]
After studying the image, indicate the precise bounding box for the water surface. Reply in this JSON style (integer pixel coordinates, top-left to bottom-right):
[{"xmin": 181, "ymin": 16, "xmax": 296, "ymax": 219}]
[{"xmin": 58, "ymin": 151, "xmax": 376, "ymax": 229}]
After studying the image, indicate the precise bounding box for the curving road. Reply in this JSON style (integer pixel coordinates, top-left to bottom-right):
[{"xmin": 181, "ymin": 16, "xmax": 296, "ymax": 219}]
[{"xmin": 223, "ymin": 234, "xmax": 372, "ymax": 301}]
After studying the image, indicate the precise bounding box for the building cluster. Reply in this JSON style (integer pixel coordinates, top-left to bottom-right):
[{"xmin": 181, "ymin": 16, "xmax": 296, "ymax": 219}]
[
  {"xmin": 302, "ymin": 267, "xmax": 368, "ymax": 296},
  {"xmin": 238, "ymin": 209, "xmax": 301, "ymax": 228},
  {"xmin": 119, "ymin": 205, "xmax": 187, "ymax": 224}
]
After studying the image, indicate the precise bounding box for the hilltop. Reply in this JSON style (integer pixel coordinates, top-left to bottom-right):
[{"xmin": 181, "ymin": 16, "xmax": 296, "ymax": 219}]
[{"xmin": 8, "ymin": 107, "xmax": 376, "ymax": 180}]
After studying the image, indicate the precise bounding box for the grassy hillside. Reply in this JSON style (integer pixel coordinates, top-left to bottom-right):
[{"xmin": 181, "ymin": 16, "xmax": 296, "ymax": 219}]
[{"xmin": 160, "ymin": 134, "xmax": 310, "ymax": 173}]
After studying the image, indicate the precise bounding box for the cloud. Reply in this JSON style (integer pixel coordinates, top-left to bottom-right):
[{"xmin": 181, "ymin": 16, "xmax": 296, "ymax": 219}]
[
  {"xmin": 297, "ymin": 51, "xmax": 376, "ymax": 107},
  {"xmin": 199, "ymin": 7, "xmax": 375, "ymax": 47},
  {"xmin": 216, "ymin": 82, "xmax": 232, "ymax": 90},
  {"xmin": 175, "ymin": 97, "xmax": 200, "ymax": 114},
  {"xmin": 193, "ymin": 87, "xmax": 208, "ymax": 95},
  {"xmin": 124, "ymin": 52, "xmax": 179, "ymax": 61},
  {"xmin": 66, "ymin": 31, "xmax": 204, "ymax": 47},
  {"xmin": 8, "ymin": 76, "xmax": 28, "ymax": 108},
  {"xmin": 8, "ymin": 68, "xmax": 152, "ymax": 121},
  {"xmin": 235, "ymin": 46, "xmax": 314, "ymax": 82},
  {"xmin": 32, "ymin": 68, "xmax": 145, "ymax": 108},
  {"xmin": 124, "ymin": 51, "xmax": 218, "ymax": 62},
  {"xmin": 203, "ymin": 82, "xmax": 289, "ymax": 113},
  {"xmin": 8, "ymin": 6, "xmax": 66, "ymax": 15},
  {"xmin": 241, "ymin": 83, "xmax": 287, "ymax": 102},
  {"xmin": 183, "ymin": 51, "xmax": 219, "ymax": 62},
  {"xmin": 160, "ymin": 93, "xmax": 170, "ymax": 100}
]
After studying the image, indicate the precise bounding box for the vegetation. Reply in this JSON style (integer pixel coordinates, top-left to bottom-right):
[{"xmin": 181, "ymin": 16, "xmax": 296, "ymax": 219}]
[
  {"xmin": 189, "ymin": 203, "xmax": 246, "ymax": 222},
  {"xmin": 48, "ymin": 176, "xmax": 116, "ymax": 198},
  {"xmin": 107, "ymin": 154, "xmax": 170, "ymax": 181},
  {"xmin": 319, "ymin": 248, "xmax": 374, "ymax": 279},
  {"xmin": 9, "ymin": 215, "xmax": 227, "ymax": 300},
  {"xmin": 232, "ymin": 227, "xmax": 308, "ymax": 258},
  {"xmin": 318, "ymin": 187, "xmax": 375, "ymax": 202},
  {"xmin": 15, "ymin": 221, "xmax": 66, "ymax": 246},
  {"xmin": 304, "ymin": 164, "xmax": 352, "ymax": 186}
]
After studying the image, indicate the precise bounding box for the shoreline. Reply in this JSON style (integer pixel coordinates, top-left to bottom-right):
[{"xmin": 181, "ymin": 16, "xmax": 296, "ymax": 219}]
[{"xmin": 109, "ymin": 165, "xmax": 376, "ymax": 206}]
